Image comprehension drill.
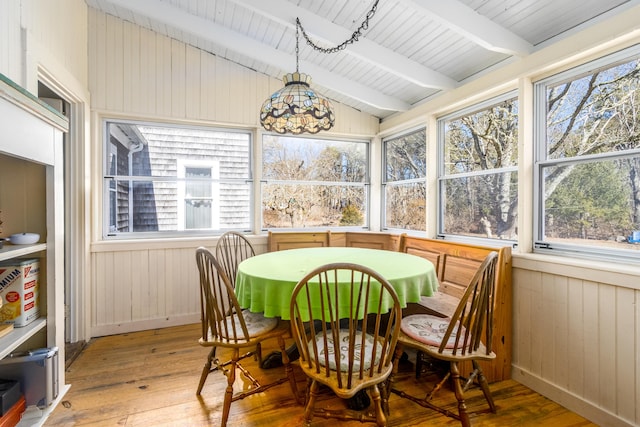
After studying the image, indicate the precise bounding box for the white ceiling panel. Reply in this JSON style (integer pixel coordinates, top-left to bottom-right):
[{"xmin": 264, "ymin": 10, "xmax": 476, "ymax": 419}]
[{"xmin": 85, "ymin": 0, "xmax": 639, "ymax": 119}]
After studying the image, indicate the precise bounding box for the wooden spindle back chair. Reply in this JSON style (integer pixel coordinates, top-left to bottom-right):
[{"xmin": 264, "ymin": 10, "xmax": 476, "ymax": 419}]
[
  {"xmin": 389, "ymin": 251, "xmax": 499, "ymax": 427},
  {"xmin": 290, "ymin": 262, "xmax": 402, "ymax": 427},
  {"xmin": 215, "ymin": 231, "xmax": 255, "ymax": 289},
  {"xmin": 195, "ymin": 247, "xmax": 299, "ymax": 427}
]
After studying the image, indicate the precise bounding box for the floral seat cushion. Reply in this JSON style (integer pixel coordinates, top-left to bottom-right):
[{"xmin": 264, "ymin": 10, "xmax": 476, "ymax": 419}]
[
  {"xmin": 401, "ymin": 314, "xmax": 463, "ymax": 349},
  {"xmin": 310, "ymin": 329, "xmax": 381, "ymax": 371},
  {"xmin": 218, "ymin": 310, "xmax": 278, "ymax": 340}
]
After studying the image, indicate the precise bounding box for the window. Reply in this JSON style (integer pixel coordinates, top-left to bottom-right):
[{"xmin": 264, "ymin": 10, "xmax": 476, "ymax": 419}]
[
  {"xmin": 103, "ymin": 120, "xmax": 251, "ymax": 237},
  {"xmin": 261, "ymin": 134, "xmax": 368, "ymax": 229},
  {"xmin": 535, "ymin": 46, "xmax": 640, "ymax": 260},
  {"xmin": 439, "ymin": 94, "xmax": 518, "ymax": 241},
  {"xmin": 382, "ymin": 128, "xmax": 426, "ymax": 231}
]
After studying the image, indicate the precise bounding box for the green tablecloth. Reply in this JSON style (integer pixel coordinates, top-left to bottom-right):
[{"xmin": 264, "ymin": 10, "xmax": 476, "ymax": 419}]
[{"xmin": 236, "ymin": 247, "xmax": 439, "ymax": 320}]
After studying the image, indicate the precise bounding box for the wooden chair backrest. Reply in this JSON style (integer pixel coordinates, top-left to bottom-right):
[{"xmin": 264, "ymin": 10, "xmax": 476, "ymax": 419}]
[
  {"xmin": 290, "ymin": 263, "xmax": 401, "ymax": 391},
  {"xmin": 215, "ymin": 231, "xmax": 255, "ymax": 288},
  {"xmin": 267, "ymin": 230, "xmax": 332, "ymax": 252},
  {"xmin": 195, "ymin": 247, "xmax": 250, "ymax": 344},
  {"xmin": 439, "ymin": 252, "xmax": 498, "ymax": 355}
]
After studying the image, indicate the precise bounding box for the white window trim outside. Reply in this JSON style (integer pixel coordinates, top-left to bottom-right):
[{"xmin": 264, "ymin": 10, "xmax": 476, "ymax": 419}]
[
  {"xmin": 177, "ymin": 158, "xmax": 220, "ymax": 231},
  {"xmin": 106, "ymin": 141, "xmax": 118, "ymax": 234}
]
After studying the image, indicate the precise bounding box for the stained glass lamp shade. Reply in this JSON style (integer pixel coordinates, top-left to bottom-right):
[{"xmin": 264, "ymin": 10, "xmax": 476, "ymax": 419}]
[{"xmin": 259, "ymin": 72, "xmax": 335, "ymax": 135}]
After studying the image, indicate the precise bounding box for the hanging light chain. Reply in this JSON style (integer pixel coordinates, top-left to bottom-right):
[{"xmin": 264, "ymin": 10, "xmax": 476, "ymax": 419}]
[
  {"xmin": 295, "ymin": 0, "xmax": 379, "ymax": 55},
  {"xmin": 295, "ymin": 20, "xmax": 300, "ymax": 72}
]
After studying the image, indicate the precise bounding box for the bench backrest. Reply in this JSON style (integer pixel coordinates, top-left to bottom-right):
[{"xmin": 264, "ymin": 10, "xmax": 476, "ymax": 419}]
[
  {"xmin": 267, "ymin": 230, "xmax": 332, "ymax": 252},
  {"xmin": 400, "ymin": 236, "xmax": 510, "ymax": 299},
  {"xmin": 338, "ymin": 231, "xmax": 401, "ymax": 251}
]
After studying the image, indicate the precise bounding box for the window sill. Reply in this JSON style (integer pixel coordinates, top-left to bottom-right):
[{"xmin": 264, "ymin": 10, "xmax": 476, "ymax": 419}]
[{"xmin": 513, "ymin": 252, "xmax": 640, "ymax": 290}]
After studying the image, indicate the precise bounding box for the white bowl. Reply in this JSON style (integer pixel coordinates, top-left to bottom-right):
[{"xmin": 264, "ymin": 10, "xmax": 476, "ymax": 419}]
[{"xmin": 9, "ymin": 233, "xmax": 40, "ymax": 245}]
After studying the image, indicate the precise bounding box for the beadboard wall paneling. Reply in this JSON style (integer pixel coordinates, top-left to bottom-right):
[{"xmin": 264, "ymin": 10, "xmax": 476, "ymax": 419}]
[
  {"xmin": 88, "ymin": 9, "xmax": 379, "ymax": 135},
  {"xmin": 86, "ymin": 7, "xmax": 378, "ymax": 335},
  {"xmin": 512, "ymin": 266, "xmax": 639, "ymax": 427},
  {"xmin": 1, "ymin": 0, "xmax": 88, "ymax": 91},
  {"xmin": 91, "ymin": 246, "xmax": 202, "ymax": 337},
  {"xmin": 0, "ymin": 1, "xmax": 22, "ymax": 82}
]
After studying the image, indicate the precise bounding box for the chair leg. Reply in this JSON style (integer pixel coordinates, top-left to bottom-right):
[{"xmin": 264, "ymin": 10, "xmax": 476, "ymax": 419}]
[
  {"xmin": 221, "ymin": 350, "xmax": 239, "ymax": 427},
  {"xmin": 426, "ymin": 370, "xmax": 450, "ymax": 401},
  {"xmin": 472, "ymin": 360, "xmax": 496, "ymax": 413},
  {"xmin": 303, "ymin": 380, "xmax": 320, "ymax": 426},
  {"xmin": 197, "ymin": 347, "xmax": 216, "ymax": 395},
  {"xmin": 278, "ymin": 335, "xmax": 303, "ymax": 404},
  {"xmin": 255, "ymin": 342, "xmax": 262, "ymax": 364},
  {"xmin": 387, "ymin": 343, "xmax": 404, "ymax": 394},
  {"xmin": 369, "ymin": 384, "xmax": 388, "ymax": 427},
  {"xmin": 450, "ymin": 362, "xmax": 470, "ymax": 427}
]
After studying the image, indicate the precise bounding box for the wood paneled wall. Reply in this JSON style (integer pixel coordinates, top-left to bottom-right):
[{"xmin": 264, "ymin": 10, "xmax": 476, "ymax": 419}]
[
  {"xmin": 86, "ymin": 8, "xmax": 378, "ymax": 333},
  {"xmin": 91, "ymin": 244, "xmax": 203, "ymax": 337},
  {"xmin": 512, "ymin": 258, "xmax": 639, "ymax": 427},
  {"xmin": 0, "ymin": 0, "xmax": 88, "ymax": 92},
  {"xmin": 87, "ymin": 9, "xmax": 379, "ymax": 134}
]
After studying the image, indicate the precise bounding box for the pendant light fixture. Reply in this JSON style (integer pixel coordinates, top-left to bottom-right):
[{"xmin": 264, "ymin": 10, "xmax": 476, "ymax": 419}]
[
  {"xmin": 259, "ymin": 1, "xmax": 379, "ymax": 135},
  {"xmin": 259, "ymin": 23, "xmax": 334, "ymax": 135}
]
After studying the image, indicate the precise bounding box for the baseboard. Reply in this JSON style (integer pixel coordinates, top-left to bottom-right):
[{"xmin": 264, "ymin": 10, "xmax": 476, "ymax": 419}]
[
  {"xmin": 90, "ymin": 313, "xmax": 200, "ymax": 338},
  {"xmin": 512, "ymin": 364, "xmax": 635, "ymax": 427}
]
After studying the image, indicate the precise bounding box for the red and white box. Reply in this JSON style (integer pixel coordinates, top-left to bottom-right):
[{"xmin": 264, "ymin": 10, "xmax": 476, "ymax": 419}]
[{"xmin": 0, "ymin": 258, "xmax": 40, "ymax": 327}]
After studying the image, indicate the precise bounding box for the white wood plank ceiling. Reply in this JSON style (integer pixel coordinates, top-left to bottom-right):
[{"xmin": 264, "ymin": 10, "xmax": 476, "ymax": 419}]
[{"xmin": 85, "ymin": 0, "xmax": 637, "ymax": 120}]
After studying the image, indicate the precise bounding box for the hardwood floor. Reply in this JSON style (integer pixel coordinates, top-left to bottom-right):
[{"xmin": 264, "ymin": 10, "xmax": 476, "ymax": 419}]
[{"xmin": 46, "ymin": 323, "xmax": 595, "ymax": 426}]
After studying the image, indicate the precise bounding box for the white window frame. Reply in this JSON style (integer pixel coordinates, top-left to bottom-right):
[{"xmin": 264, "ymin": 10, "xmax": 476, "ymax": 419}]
[
  {"xmin": 381, "ymin": 126, "xmax": 427, "ymax": 232},
  {"xmin": 437, "ymin": 91, "xmax": 518, "ymax": 246},
  {"xmin": 102, "ymin": 118, "xmax": 252, "ymax": 239},
  {"xmin": 533, "ymin": 45, "xmax": 640, "ymax": 263}
]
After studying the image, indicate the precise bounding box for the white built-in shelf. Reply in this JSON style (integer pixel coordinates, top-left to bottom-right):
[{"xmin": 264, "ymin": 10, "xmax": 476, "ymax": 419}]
[
  {"xmin": 0, "ymin": 317, "xmax": 46, "ymax": 359},
  {"xmin": 0, "ymin": 243, "xmax": 46, "ymax": 262},
  {"xmin": 16, "ymin": 384, "xmax": 71, "ymax": 427}
]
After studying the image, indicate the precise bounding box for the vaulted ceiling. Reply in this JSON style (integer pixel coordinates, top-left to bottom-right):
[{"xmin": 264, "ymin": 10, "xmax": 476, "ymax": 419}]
[{"xmin": 85, "ymin": 0, "xmax": 637, "ymax": 120}]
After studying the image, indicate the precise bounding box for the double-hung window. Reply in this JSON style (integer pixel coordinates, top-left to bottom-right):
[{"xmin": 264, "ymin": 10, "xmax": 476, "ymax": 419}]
[
  {"xmin": 534, "ymin": 45, "xmax": 640, "ymax": 261},
  {"xmin": 382, "ymin": 128, "xmax": 427, "ymax": 231},
  {"xmin": 103, "ymin": 120, "xmax": 251, "ymax": 237},
  {"xmin": 438, "ymin": 94, "xmax": 519, "ymax": 242},
  {"xmin": 261, "ymin": 134, "xmax": 369, "ymax": 229}
]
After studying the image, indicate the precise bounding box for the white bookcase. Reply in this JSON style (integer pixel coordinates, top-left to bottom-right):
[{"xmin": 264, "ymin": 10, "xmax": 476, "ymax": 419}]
[{"xmin": 0, "ymin": 74, "xmax": 68, "ymax": 425}]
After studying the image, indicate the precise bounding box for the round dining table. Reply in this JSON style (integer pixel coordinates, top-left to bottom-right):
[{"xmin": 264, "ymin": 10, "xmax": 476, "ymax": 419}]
[{"xmin": 235, "ymin": 247, "xmax": 439, "ymax": 320}]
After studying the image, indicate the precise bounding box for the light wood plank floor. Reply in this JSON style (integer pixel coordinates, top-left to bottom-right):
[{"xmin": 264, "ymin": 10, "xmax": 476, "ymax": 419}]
[{"xmin": 46, "ymin": 323, "xmax": 596, "ymax": 426}]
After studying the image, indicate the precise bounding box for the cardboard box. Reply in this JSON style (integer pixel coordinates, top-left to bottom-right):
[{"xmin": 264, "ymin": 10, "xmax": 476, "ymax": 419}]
[{"xmin": 0, "ymin": 259, "xmax": 39, "ymax": 327}]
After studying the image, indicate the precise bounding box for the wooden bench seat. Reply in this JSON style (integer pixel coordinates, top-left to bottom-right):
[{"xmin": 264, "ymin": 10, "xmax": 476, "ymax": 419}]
[{"xmin": 399, "ymin": 234, "xmax": 512, "ymax": 383}]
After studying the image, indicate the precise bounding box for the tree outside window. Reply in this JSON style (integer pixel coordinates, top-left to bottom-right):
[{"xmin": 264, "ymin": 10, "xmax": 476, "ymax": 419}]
[
  {"xmin": 383, "ymin": 128, "xmax": 427, "ymax": 231},
  {"xmin": 536, "ymin": 47, "xmax": 640, "ymax": 255},
  {"xmin": 261, "ymin": 135, "xmax": 368, "ymax": 229},
  {"xmin": 440, "ymin": 95, "xmax": 519, "ymax": 241}
]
